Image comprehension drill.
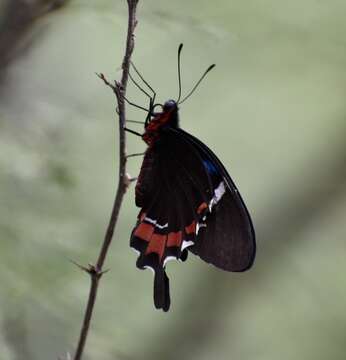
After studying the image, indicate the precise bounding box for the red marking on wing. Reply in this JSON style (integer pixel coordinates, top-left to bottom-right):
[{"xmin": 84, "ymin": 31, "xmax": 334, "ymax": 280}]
[
  {"xmin": 167, "ymin": 231, "xmax": 182, "ymax": 248},
  {"xmin": 185, "ymin": 221, "xmax": 196, "ymax": 234},
  {"xmin": 134, "ymin": 222, "xmax": 154, "ymax": 242},
  {"xmin": 197, "ymin": 202, "xmax": 208, "ymax": 214},
  {"xmin": 146, "ymin": 233, "xmax": 167, "ymax": 260}
]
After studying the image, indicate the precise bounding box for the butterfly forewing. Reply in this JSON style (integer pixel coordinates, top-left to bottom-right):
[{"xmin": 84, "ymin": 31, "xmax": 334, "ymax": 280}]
[{"xmin": 172, "ymin": 128, "xmax": 256, "ymax": 271}]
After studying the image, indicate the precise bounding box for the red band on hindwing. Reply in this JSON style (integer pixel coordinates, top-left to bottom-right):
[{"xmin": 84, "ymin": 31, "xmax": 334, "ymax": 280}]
[
  {"xmin": 134, "ymin": 222, "xmax": 154, "ymax": 242},
  {"xmin": 185, "ymin": 221, "xmax": 196, "ymax": 235},
  {"xmin": 167, "ymin": 231, "xmax": 182, "ymax": 248},
  {"xmin": 145, "ymin": 233, "xmax": 167, "ymax": 260}
]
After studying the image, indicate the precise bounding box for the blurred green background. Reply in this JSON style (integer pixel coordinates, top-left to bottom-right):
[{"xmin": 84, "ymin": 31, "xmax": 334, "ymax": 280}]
[{"xmin": 1, "ymin": 1, "xmax": 346, "ymax": 359}]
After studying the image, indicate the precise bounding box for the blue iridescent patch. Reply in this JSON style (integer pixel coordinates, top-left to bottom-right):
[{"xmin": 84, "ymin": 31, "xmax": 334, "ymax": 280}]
[{"xmin": 203, "ymin": 159, "xmax": 218, "ymax": 175}]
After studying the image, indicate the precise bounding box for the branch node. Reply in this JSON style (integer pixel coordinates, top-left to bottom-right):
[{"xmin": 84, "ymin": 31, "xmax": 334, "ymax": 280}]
[
  {"xmin": 70, "ymin": 259, "xmax": 106, "ymax": 279},
  {"xmin": 115, "ymin": 80, "xmax": 123, "ymax": 92},
  {"xmin": 86, "ymin": 264, "xmax": 105, "ymax": 279},
  {"xmin": 96, "ymin": 72, "xmax": 116, "ymax": 91}
]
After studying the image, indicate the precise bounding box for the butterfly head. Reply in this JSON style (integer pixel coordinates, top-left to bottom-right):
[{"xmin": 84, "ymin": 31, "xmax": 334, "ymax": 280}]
[
  {"xmin": 161, "ymin": 99, "xmax": 179, "ymax": 126},
  {"xmin": 163, "ymin": 99, "xmax": 178, "ymax": 111},
  {"xmin": 160, "ymin": 99, "xmax": 179, "ymax": 126}
]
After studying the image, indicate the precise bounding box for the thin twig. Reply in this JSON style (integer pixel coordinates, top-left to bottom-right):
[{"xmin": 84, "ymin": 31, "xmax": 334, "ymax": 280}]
[{"xmin": 73, "ymin": 1, "xmax": 139, "ymax": 359}]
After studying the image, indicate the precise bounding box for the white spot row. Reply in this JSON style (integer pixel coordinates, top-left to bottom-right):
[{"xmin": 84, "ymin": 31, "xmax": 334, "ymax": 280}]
[{"xmin": 144, "ymin": 216, "xmax": 168, "ymax": 229}]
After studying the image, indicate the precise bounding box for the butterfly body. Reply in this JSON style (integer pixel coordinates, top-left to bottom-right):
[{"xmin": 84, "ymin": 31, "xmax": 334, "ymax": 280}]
[
  {"xmin": 142, "ymin": 100, "xmax": 179, "ymax": 145},
  {"xmin": 130, "ymin": 100, "xmax": 256, "ymax": 312}
]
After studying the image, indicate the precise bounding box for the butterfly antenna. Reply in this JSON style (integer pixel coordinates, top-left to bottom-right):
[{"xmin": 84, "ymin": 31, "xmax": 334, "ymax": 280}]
[
  {"xmin": 176, "ymin": 43, "xmax": 184, "ymax": 103},
  {"xmin": 178, "ymin": 64, "xmax": 216, "ymax": 105},
  {"xmin": 130, "ymin": 61, "xmax": 156, "ymax": 103},
  {"xmin": 121, "ymin": 94, "xmax": 150, "ymax": 112},
  {"xmin": 129, "ymin": 70, "xmax": 153, "ymax": 99}
]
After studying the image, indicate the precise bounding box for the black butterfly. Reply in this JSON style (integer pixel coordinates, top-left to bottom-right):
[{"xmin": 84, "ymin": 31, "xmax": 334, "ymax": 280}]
[{"xmin": 127, "ymin": 44, "xmax": 256, "ymax": 312}]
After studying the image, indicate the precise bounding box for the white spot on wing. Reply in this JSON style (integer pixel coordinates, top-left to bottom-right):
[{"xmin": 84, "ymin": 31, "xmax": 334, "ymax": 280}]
[
  {"xmin": 182, "ymin": 240, "xmax": 194, "ymax": 250},
  {"xmin": 130, "ymin": 246, "xmax": 140, "ymax": 255},
  {"xmin": 208, "ymin": 181, "xmax": 226, "ymax": 211},
  {"xmin": 144, "ymin": 216, "xmax": 168, "ymax": 229},
  {"xmin": 163, "ymin": 256, "xmax": 177, "ymax": 266},
  {"xmin": 214, "ymin": 181, "xmax": 226, "ymax": 202},
  {"xmin": 144, "ymin": 265, "xmax": 155, "ymax": 274}
]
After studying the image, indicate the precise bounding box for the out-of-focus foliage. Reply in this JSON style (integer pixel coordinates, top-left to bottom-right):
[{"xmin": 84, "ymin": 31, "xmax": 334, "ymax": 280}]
[{"xmin": 0, "ymin": 1, "xmax": 345, "ymax": 359}]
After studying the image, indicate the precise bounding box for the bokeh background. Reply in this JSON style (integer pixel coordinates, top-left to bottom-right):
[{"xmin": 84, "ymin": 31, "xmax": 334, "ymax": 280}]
[{"xmin": 1, "ymin": 1, "xmax": 346, "ymax": 359}]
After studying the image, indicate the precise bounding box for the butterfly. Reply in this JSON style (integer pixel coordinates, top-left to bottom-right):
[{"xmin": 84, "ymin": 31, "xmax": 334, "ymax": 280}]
[{"xmin": 127, "ymin": 44, "xmax": 256, "ymax": 312}]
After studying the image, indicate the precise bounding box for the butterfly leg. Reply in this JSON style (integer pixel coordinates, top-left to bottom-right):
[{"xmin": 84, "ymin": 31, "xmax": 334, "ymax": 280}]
[
  {"xmin": 124, "ymin": 127, "xmax": 142, "ymax": 137},
  {"xmin": 126, "ymin": 152, "xmax": 145, "ymax": 159},
  {"xmin": 126, "ymin": 119, "xmax": 145, "ymax": 125}
]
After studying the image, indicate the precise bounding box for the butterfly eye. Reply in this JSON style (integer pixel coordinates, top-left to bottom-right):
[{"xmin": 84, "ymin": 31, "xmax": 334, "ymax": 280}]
[
  {"xmin": 166, "ymin": 99, "xmax": 176, "ymax": 106},
  {"xmin": 163, "ymin": 99, "xmax": 177, "ymax": 111}
]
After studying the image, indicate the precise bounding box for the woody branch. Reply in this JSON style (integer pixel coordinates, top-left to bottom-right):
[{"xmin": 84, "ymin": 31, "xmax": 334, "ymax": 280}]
[{"xmin": 72, "ymin": 1, "xmax": 139, "ymax": 360}]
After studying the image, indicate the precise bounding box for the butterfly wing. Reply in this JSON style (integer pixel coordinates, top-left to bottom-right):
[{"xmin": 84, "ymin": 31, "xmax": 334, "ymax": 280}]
[{"xmin": 172, "ymin": 128, "xmax": 256, "ymax": 272}]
